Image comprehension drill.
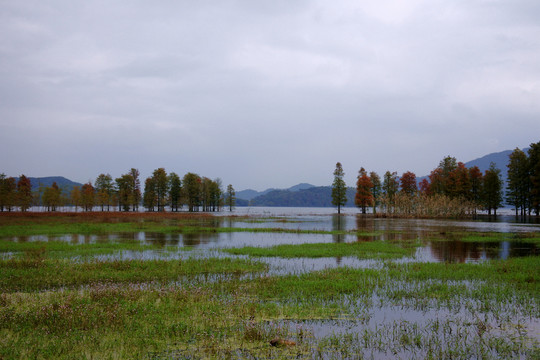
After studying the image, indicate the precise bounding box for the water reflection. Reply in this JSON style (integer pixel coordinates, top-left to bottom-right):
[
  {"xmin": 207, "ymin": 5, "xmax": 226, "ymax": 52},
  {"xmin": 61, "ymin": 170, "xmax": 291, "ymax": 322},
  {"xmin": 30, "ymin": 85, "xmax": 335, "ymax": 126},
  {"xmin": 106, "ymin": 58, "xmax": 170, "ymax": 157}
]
[{"xmin": 3, "ymin": 215, "xmax": 538, "ymax": 264}]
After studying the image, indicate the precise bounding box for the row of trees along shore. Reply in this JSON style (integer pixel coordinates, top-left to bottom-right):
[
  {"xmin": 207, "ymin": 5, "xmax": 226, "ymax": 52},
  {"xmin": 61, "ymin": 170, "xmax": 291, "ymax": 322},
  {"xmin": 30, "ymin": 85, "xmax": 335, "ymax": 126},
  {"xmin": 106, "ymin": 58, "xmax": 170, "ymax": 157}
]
[
  {"xmin": 332, "ymin": 141, "xmax": 540, "ymax": 218},
  {"xmin": 0, "ymin": 168, "xmax": 236, "ymax": 213}
]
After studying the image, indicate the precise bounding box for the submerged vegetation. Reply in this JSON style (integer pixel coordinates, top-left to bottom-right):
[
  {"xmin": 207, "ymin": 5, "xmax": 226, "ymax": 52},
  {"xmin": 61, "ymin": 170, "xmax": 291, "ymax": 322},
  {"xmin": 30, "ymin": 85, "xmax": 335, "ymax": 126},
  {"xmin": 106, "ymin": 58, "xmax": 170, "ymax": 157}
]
[{"xmin": 0, "ymin": 212, "xmax": 538, "ymax": 359}]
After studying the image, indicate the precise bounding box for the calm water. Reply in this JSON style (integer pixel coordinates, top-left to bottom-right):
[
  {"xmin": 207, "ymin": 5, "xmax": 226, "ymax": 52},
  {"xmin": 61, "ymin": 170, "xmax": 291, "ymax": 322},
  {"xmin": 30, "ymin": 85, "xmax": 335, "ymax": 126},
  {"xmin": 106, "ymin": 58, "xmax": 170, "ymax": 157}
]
[{"xmin": 6, "ymin": 208, "xmax": 539, "ymax": 265}]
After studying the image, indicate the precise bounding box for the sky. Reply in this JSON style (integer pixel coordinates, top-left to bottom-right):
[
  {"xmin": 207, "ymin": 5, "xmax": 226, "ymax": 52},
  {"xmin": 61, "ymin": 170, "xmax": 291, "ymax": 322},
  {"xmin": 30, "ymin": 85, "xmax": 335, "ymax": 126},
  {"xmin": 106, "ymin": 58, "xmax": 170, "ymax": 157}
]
[{"xmin": 1, "ymin": 0, "xmax": 540, "ymax": 191}]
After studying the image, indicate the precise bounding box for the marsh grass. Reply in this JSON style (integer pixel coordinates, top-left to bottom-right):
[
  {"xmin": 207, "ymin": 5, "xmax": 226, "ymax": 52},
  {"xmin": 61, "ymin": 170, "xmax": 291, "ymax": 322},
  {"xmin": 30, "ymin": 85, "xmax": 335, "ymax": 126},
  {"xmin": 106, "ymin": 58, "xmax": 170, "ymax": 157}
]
[
  {"xmin": 224, "ymin": 241, "xmax": 415, "ymax": 260},
  {"xmin": 0, "ymin": 256, "xmax": 267, "ymax": 292},
  {"xmin": 0, "ymin": 212, "xmax": 538, "ymax": 359}
]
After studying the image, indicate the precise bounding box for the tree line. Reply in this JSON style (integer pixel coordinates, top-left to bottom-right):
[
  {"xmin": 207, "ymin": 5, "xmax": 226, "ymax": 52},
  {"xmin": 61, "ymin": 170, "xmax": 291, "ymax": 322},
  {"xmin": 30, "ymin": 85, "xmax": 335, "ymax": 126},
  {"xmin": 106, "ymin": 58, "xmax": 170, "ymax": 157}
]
[
  {"xmin": 0, "ymin": 168, "xmax": 236, "ymax": 213},
  {"xmin": 332, "ymin": 141, "xmax": 540, "ymax": 218}
]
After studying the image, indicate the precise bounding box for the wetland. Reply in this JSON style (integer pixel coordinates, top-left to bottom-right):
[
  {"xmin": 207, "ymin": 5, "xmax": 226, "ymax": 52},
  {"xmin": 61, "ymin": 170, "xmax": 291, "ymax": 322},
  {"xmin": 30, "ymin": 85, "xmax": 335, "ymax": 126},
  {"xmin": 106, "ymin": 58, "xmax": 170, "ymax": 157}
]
[{"xmin": 0, "ymin": 209, "xmax": 539, "ymax": 359}]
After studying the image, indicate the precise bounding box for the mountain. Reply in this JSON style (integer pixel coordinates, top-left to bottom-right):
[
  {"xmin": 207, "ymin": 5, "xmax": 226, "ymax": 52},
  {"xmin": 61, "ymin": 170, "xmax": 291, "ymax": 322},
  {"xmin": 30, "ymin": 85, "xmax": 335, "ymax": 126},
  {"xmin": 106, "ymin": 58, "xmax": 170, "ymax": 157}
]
[
  {"xmin": 245, "ymin": 186, "xmax": 356, "ymax": 207},
  {"xmin": 237, "ymin": 183, "xmax": 315, "ymax": 201},
  {"xmin": 23, "ymin": 176, "xmax": 83, "ymax": 193}
]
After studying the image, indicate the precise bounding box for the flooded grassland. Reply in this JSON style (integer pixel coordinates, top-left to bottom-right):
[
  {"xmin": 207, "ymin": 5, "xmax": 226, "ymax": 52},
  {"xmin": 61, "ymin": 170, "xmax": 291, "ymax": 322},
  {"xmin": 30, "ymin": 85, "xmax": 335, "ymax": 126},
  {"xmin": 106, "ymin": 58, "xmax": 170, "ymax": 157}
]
[{"xmin": 0, "ymin": 211, "xmax": 539, "ymax": 359}]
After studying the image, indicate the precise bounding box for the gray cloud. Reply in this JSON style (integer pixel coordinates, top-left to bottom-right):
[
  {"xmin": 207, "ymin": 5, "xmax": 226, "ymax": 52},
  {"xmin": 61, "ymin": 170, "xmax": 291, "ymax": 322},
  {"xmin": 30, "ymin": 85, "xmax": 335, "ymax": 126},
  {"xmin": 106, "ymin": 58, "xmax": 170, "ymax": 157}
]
[{"xmin": 1, "ymin": 0, "xmax": 539, "ymax": 190}]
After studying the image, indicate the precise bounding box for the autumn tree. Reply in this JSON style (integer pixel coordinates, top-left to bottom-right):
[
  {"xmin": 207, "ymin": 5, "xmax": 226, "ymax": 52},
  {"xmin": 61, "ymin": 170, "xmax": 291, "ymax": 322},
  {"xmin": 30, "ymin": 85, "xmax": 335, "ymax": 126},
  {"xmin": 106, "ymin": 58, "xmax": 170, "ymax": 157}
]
[
  {"xmin": 71, "ymin": 186, "xmax": 81, "ymax": 212},
  {"xmin": 369, "ymin": 172, "xmax": 381, "ymax": 214},
  {"xmin": 506, "ymin": 148, "xmax": 530, "ymax": 216},
  {"xmin": 81, "ymin": 182, "xmax": 95, "ymax": 211},
  {"xmin": 482, "ymin": 162, "xmax": 503, "ymax": 216},
  {"xmin": 225, "ymin": 184, "xmax": 235, "ymax": 211},
  {"xmin": 169, "ymin": 172, "xmax": 182, "ymax": 212},
  {"xmin": 355, "ymin": 168, "xmax": 373, "ymax": 214},
  {"xmin": 331, "ymin": 162, "xmax": 347, "ymax": 214},
  {"xmin": 400, "ymin": 171, "xmax": 417, "ymax": 197},
  {"xmin": 17, "ymin": 175, "xmax": 33, "ymax": 212},
  {"xmin": 43, "ymin": 182, "xmax": 62, "ymax": 211}
]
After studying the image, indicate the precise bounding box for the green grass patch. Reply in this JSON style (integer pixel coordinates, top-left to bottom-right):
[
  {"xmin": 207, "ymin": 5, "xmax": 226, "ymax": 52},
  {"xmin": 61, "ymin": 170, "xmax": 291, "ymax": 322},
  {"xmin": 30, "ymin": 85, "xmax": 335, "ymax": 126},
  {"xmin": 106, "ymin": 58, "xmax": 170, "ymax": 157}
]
[
  {"xmin": 224, "ymin": 241, "xmax": 415, "ymax": 260},
  {"xmin": 0, "ymin": 257, "xmax": 267, "ymax": 293}
]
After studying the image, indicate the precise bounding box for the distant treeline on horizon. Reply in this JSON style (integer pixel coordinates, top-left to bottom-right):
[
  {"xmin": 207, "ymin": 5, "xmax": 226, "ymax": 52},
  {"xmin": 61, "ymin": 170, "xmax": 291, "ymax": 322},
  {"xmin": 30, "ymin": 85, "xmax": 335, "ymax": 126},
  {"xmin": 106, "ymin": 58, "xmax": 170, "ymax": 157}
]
[{"xmin": 1, "ymin": 141, "xmax": 539, "ymax": 217}]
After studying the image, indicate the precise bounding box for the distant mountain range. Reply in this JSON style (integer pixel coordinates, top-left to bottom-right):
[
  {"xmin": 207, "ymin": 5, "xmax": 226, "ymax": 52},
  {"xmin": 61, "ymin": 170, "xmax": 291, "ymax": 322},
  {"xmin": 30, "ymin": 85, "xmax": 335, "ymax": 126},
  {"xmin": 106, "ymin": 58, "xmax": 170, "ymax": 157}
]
[
  {"xmin": 15, "ymin": 176, "xmax": 83, "ymax": 193},
  {"xmin": 238, "ymin": 148, "xmax": 523, "ymax": 207}
]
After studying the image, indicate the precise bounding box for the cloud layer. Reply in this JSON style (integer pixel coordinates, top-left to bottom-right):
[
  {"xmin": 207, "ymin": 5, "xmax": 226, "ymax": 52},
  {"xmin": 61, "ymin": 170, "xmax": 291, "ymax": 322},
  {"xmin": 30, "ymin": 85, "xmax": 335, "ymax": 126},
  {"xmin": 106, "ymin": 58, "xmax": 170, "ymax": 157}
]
[{"xmin": 1, "ymin": 0, "xmax": 540, "ymax": 189}]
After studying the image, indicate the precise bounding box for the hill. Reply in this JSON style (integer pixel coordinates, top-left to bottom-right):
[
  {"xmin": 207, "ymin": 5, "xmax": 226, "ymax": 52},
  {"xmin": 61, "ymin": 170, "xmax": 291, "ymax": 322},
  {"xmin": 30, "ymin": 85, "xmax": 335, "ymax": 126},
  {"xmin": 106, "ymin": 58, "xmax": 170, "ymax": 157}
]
[
  {"xmin": 246, "ymin": 186, "xmax": 356, "ymax": 207},
  {"xmin": 237, "ymin": 183, "xmax": 315, "ymax": 201},
  {"xmin": 22, "ymin": 176, "xmax": 83, "ymax": 193}
]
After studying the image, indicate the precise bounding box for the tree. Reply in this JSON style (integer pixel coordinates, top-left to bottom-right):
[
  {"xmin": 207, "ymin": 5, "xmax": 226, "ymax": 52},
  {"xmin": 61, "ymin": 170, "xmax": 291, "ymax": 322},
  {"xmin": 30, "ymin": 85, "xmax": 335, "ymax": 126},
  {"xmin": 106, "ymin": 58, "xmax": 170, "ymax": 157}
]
[
  {"xmin": 482, "ymin": 162, "xmax": 503, "ymax": 216},
  {"xmin": 152, "ymin": 168, "xmax": 169, "ymax": 212},
  {"xmin": 448, "ymin": 162, "xmax": 471, "ymax": 199},
  {"xmin": 43, "ymin": 182, "xmax": 62, "ymax": 211},
  {"xmin": 528, "ymin": 141, "xmax": 540, "ymax": 216},
  {"xmin": 400, "ymin": 171, "xmax": 417, "ymax": 197},
  {"xmin": 81, "ymin": 182, "xmax": 95, "ymax": 211},
  {"xmin": 17, "ymin": 175, "xmax": 33, "ymax": 212},
  {"xmin": 95, "ymin": 174, "xmax": 114, "ymax": 211},
  {"xmin": 331, "ymin": 162, "xmax": 347, "ymax": 214},
  {"xmin": 469, "ymin": 166, "xmax": 483, "ymax": 216},
  {"xmin": 183, "ymin": 172, "xmax": 201, "ymax": 212},
  {"xmin": 71, "ymin": 186, "xmax": 81, "ymax": 212},
  {"xmin": 355, "ymin": 168, "xmax": 373, "ymax": 214},
  {"xmin": 0, "ymin": 175, "xmax": 16, "ymax": 211},
  {"xmin": 369, "ymin": 172, "xmax": 381, "ymax": 214},
  {"xmin": 429, "ymin": 156, "xmax": 458, "ymax": 196},
  {"xmin": 116, "ymin": 173, "xmax": 135, "ymax": 211},
  {"xmin": 209, "ymin": 178, "xmax": 222, "ymax": 211},
  {"xmin": 143, "ymin": 176, "xmax": 157, "ymax": 211},
  {"xmin": 169, "ymin": 172, "xmax": 182, "ymax": 212},
  {"xmin": 506, "ymin": 148, "xmax": 529, "ymax": 217},
  {"xmin": 129, "ymin": 168, "xmax": 141, "ymax": 212},
  {"xmin": 225, "ymin": 184, "xmax": 235, "ymax": 211},
  {"xmin": 382, "ymin": 171, "xmax": 399, "ymax": 201}
]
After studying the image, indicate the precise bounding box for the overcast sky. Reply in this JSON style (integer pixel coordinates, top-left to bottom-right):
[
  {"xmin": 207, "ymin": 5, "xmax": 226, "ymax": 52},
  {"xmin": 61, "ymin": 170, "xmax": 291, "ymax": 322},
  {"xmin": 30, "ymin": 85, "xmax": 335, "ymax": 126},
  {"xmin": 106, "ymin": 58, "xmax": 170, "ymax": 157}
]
[{"xmin": 1, "ymin": 0, "xmax": 539, "ymax": 190}]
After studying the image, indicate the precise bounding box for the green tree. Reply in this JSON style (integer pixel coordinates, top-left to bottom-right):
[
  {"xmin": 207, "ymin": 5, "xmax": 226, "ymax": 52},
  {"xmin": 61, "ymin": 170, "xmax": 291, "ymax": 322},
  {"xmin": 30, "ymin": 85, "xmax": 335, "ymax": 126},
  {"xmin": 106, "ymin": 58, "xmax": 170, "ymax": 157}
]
[
  {"xmin": 143, "ymin": 176, "xmax": 157, "ymax": 211},
  {"xmin": 129, "ymin": 168, "xmax": 142, "ymax": 212},
  {"xmin": 331, "ymin": 162, "xmax": 347, "ymax": 214},
  {"xmin": 225, "ymin": 184, "xmax": 235, "ymax": 211},
  {"xmin": 183, "ymin": 172, "xmax": 201, "ymax": 212},
  {"xmin": 369, "ymin": 172, "xmax": 381, "ymax": 214},
  {"xmin": 528, "ymin": 141, "xmax": 540, "ymax": 216},
  {"xmin": 482, "ymin": 162, "xmax": 503, "ymax": 216},
  {"xmin": 506, "ymin": 148, "xmax": 529, "ymax": 217},
  {"xmin": 169, "ymin": 172, "xmax": 182, "ymax": 212},
  {"xmin": 116, "ymin": 173, "xmax": 135, "ymax": 212},
  {"xmin": 355, "ymin": 167, "xmax": 373, "ymax": 214},
  {"xmin": 0, "ymin": 175, "xmax": 17, "ymax": 212},
  {"xmin": 209, "ymin": 178, "xmax": 222, "ymax": 211},
  {"xmin": 17, "ymin": 175, "xmax": 33, "ymax": 212},
  {"xmin": 469, "ymin": 166, "xmax": 483, "ymax": 216},
  {"xmin": 152, "ymin": 168, "xmax": 169, "ymax": 212},
  {"xmin": 95, "ymin": 174, "xmax": 114, "ymax": 211}
]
